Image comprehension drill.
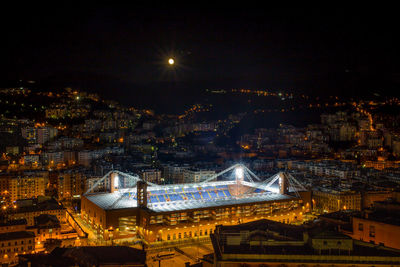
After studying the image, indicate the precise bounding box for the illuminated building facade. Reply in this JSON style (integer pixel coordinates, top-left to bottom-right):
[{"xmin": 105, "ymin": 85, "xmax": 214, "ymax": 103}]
[
  {"xmin": 57, "ymin": 170, "xmax": 84, "ymax": 200},
  {"xmin": 312, "ymin": 190, "xmax": 361, "ymax": 212},
  {"xmin": 0, "ymin": 231, "xmax": 35, "ymax": 266},
  {"xmin": 9, "ymin": 175, "xmax": 46, "ymax": 202}
]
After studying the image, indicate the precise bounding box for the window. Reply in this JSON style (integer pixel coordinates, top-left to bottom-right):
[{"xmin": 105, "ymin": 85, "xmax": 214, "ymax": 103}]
[
  {"xmin": 323, "ymin": 241, "xmax": 327, "ymax": 245},
  {"xmin": 358, "ymin": 223, "xmax": 363, "ymax": 231},
  {"xmin": 167, "ymin": 234, "xmax": 171, "ymax": 241},
  {"xmin": 369, "ymin": 225, "xmax": 375, "ymax": 237},
  {"xmin": 178, "ymin": 233, "xmax": 182, "ymax": 239}
]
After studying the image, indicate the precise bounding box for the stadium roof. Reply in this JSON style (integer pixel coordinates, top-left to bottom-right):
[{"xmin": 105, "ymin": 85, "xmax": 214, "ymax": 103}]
[
  {"xmin": 83, "ymin": 166, "xmax": 305, "ymax": 212},
  {"xmin": 84, "ymin": 191, "xmax": 294, "ymax": 212},
  {"xmin": 149, "ymin": 193, "xmax": 294, "ymax": 212},
  {"xmin": 84, "ymin": 193, "xmax": 137, "ymax": 210}
]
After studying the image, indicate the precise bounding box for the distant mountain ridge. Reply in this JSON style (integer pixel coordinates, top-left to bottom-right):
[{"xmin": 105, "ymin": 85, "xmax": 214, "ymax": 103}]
[{"xmin": 2, "ymin": 70, "xmax": 399, "ymax": 114}]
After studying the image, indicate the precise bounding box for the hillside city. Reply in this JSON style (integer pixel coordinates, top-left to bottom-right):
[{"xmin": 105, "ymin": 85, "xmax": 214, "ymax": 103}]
[{"xmin": 1, "ymin": 85, "xmax": 400, "ymax": 266}]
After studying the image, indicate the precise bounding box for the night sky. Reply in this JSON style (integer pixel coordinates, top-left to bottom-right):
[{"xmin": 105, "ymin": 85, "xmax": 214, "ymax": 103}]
[{"xmin": 1, "ymin": 5, "xmax": 399, "ymax": 98}]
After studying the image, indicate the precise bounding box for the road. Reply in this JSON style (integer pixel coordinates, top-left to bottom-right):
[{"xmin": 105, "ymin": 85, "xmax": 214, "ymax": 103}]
[
  {"xmin": 68, "ymin": 211, "xmax": 104, "ymax": 245},
  {"xmin": 146, "ymin": 242, "xmax": 213, "ymax": 267},
  {"xmin": 147, "ymin": 254, "xmax": 193, "ymax": 267}
]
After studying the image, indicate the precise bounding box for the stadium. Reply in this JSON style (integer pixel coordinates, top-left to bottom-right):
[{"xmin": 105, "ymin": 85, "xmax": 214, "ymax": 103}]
[{"xmin": 81, "ymin": 164, "xmax": 311, "ymax": 243}]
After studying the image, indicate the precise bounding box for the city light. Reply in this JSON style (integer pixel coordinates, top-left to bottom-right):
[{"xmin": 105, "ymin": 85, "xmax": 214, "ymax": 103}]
[{"xmin": 168, "ymin": 58, "xmax": 174, "ymax": 65}]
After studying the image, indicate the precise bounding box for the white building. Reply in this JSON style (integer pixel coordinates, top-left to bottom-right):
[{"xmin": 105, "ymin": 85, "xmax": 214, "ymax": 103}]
[
  {"xmin": 139, "ymin": 169, "xmax": 162, "ymax": 184},
  {"xmin": 183, "ymin": 169, "xmax": 215, "ymax": 183}
]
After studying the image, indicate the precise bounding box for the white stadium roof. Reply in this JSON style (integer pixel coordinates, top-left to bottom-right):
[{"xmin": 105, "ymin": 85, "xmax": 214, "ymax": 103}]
[
  {"xmin": 83, "ymin": 165, "xmax": 306, "ymax": 212},
  {"xmin": 85, "ymin": 190, "xmax": 294, "ymax": 212}
]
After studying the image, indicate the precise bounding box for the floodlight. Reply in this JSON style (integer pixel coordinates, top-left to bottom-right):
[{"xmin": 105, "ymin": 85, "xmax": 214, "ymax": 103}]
[
  {"xmin": 235, "ymin": 166, "xmax": 244, "ymax": 180},
  {"xmin": 114, "ymin": 175, "xmax": 119, "ymax": 188}
]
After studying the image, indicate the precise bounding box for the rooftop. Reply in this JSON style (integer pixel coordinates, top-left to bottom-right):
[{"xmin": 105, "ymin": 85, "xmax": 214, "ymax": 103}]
[
  {"xmin": 20, "ymin": 246, "xmax": 146, "ymax": 266},
  {"xmin": 319, "ymin": 210, "xmax": 362, "ymax": 223},
  {"xmin": 211, "ymin": 219, "xmax": 400, "ymax": 264},
  {"xmin": 84, "ymin": 169, "xmax": 301, "ymax": 212},
  {"xmin": 34, "ymin": 214, "xmax": 60, "ymax": 227},
  {"xmin": 216, "ymin": 240, "xmax": 400, "ymax": 258},
  {"xmin": 356, "ymin": 210, "xmax": 400, "ymax": 227},
  {"xmin": 86, "ymin": 181, "xmax": 295, "ymax": 212},
  {"xmin": 11, "ymin": 198, "xmax": 65, "ymax": 214},
  {"xmin": 0, "ymin": 219, "xmax": 27, "ymax": 227},
  {"xmin": 150, "ymin": 192, "xmax": 292, "ymax": 213},
  {"xmin": 0, "ymin": 231, "xmax": 35, "ymax": 241},
  {"xmin": 85, "ymin": 191, "xmax": 293, "ymax": 212},
  {"xmin": 61, "ymin": 246, "xmax": 146, "ymax": 265},
  {"xmin": 216, "ymin": 219, "xmax": 305, "ymax": 240}
]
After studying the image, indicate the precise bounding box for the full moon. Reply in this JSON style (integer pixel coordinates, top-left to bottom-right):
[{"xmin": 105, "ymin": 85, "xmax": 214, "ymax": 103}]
[{"xmin": 168, "ymin": 58, "xmax": 174, "ymax": 65}]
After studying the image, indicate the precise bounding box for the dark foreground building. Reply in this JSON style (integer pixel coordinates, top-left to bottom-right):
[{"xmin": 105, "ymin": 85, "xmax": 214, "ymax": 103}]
[
  {"xmin": 206, "ymin": 219, "xmax": 400, "ymax": 267},
  {"xmin": 18, "ymin": 246, "xmax": 146, "ymax": 267}
]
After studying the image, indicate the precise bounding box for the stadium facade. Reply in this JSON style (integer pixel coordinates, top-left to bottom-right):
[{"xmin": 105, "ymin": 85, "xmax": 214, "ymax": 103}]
[{"xmin": 81, "ymin": 164, "xmax": 311, "ymax": 243}]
